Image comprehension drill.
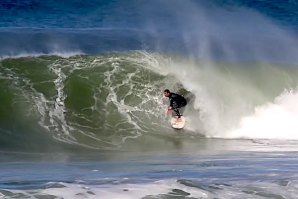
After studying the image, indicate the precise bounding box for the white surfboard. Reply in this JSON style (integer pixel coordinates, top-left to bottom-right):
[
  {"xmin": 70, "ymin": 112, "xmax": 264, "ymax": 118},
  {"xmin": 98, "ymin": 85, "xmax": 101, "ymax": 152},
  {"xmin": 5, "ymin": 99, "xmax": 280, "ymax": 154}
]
[{"xmin": 170, "ymin": 116, "xmax": 186, "ymax": 129}]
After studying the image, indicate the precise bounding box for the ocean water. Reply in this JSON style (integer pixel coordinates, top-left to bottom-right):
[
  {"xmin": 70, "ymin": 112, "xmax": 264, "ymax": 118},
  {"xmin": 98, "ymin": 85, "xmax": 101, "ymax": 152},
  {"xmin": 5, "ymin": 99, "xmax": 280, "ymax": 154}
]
[{"xmin": 1, "ymin": 0, "xmax": 298, "ymax": 198}]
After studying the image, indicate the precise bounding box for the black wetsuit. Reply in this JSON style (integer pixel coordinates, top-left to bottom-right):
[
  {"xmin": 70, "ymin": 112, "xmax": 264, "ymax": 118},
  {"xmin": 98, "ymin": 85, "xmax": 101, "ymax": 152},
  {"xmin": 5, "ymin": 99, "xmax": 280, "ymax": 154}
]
[{"xmin": 168, "ymin": 93, "xmax": 187, "ymax": 118}]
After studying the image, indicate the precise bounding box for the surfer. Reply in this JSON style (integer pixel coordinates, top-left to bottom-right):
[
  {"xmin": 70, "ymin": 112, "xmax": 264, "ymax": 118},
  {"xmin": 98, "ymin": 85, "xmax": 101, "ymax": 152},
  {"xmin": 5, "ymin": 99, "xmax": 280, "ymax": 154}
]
[{"xmin": 163, "ymin": 89, "xmax": 187, "ymax": 122}]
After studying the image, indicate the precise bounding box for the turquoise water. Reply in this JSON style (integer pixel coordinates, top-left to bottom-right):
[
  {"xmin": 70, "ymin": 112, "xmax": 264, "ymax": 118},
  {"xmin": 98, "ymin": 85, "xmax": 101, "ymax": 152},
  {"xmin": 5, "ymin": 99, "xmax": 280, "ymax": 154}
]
[{"xmin": 1, "ymin": 0, "xmax": 298, "ymax": 198}]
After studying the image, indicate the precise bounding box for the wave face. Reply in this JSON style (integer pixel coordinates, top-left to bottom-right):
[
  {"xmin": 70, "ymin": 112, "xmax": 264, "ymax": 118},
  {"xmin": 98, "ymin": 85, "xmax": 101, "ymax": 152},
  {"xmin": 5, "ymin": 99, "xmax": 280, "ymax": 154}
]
[
  {"xmin": 0, "ymin": 52, "xmax": 181, "ymax": 151},
  {"xmin": 1, "ymin": 51, "xmax": 298, "ymax": 151}
]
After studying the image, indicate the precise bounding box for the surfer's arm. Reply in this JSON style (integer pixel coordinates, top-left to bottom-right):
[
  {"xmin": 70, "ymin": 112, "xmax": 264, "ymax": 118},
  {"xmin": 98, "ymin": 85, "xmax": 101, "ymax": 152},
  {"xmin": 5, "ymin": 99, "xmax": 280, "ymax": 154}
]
[{"xmin": 166, "ymin": 106, "xmax": 172, "ymax": 116}]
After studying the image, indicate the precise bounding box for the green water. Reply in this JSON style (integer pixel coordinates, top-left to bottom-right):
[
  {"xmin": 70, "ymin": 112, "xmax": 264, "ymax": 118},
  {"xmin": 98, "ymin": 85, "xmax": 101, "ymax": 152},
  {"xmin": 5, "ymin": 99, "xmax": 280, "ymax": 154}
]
[{"xmin": 1, "ymin": 52, "xmax": 298, "ymax": 152}]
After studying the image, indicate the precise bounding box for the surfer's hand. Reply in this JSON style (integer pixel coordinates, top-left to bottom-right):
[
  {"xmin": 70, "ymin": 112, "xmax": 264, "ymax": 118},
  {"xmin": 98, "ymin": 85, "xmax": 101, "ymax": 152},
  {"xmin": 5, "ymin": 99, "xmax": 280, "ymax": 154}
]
[{"xmin": 166, "ymin": 107, "xmax": 172, "ymax": 116}]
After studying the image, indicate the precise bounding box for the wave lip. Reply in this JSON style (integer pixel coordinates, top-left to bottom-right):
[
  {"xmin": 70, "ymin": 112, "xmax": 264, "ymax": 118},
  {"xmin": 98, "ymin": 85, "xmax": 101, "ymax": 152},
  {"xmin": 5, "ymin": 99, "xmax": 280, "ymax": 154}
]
[{"xmin": 0, "ymin": 28, "xmax": 151, "ymax": 57}]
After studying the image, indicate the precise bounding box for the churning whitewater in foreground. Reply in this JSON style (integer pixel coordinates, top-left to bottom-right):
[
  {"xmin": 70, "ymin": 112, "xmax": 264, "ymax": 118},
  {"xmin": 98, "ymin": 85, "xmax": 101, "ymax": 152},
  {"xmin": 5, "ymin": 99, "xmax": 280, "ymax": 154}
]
[{"xmin": 2, "ymin": 150, "xmax": 298, "ymax": 199}]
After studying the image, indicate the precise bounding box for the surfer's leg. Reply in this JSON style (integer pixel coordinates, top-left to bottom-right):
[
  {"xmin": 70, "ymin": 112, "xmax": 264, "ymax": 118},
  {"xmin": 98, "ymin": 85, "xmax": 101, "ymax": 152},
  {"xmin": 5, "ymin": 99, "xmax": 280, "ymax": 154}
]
[
  {"xmin": 173, "ymin": 108, "xmax": 181, "ymax": 118},
  {"xmin": 179, "ymin": 107, "xmax": 185, "ymax": 116},
  {"xmin": 172, "ymin": 102, "xmax": 182, "ymax": 122},
  {"xmin": 172, "ymin": 108, "xmax": 182, "ymax": 122},
  {"xmin": 172, "ymin": 102, "xmax": 180, "ymax": 117}
]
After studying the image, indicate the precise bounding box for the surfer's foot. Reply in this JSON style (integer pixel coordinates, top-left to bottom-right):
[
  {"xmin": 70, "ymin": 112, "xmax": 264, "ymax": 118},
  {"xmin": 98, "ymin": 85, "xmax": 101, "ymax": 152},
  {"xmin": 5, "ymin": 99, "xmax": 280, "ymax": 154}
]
[{"xmin": 176, "ymin": 117, "xmax": 182, "ymax": 122}]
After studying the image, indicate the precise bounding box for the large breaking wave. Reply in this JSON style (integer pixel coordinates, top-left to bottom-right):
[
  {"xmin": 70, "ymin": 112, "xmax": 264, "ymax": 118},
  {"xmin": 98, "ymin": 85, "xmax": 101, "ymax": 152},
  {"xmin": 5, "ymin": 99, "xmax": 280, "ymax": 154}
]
[
  {"xmin": 1, "ymin": 0, "xmax": 298, "ymax": 151},
  {"xmin": 1, "ymin": 51, "xmax": 298, "ymax": 151}
]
